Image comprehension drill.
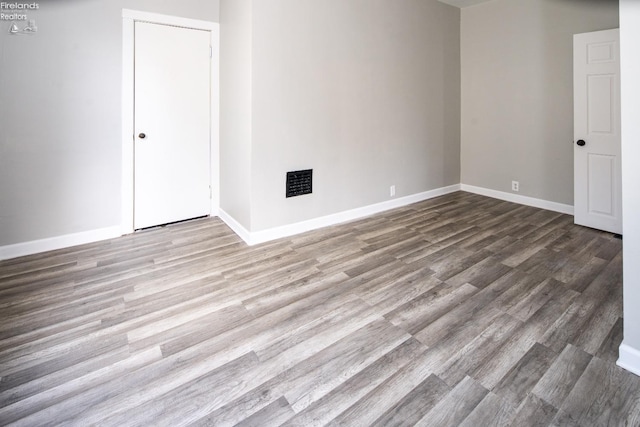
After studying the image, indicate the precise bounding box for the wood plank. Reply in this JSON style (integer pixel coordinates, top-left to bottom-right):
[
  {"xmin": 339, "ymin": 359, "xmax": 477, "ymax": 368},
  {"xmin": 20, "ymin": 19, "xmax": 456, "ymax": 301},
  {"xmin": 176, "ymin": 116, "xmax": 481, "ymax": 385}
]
[
  {"xmin": 414, "ymin": 376, "xmax": 488, "ymax": 427},
  {"xmin": 509, "ymin": 391, "xmax": 558, "ymax": 426},
  {"xmin": 458, "ymin": 392, "xmax": 516, "ymax": 427},
  {"xmin": 541, "ymin": 253, "xmax": 622, "ymax": 354},
  {"xmin": 0, "ymin": 346, "xmax": 163, "ymax": 426},
  {"xmin": 531, "ymin": 344, "xmax": 592, "ymax": 409},
  {"xmin": 506, "ymin": 278, "xmax": 574, "ymax": 322},
  {"xmin": 279, "ymin": 338, "xmax": 426, "ymax": 427},
  {"xmin": 233, "ymin": 397, "xmax": 295, "ymax": 427},
  {"xmin": 472, "ymin": 287, "xmax": 578, "ymax": 390},
  {"xmin": 491, "ymin": 342, "xmax": 558, "ymax": 406},
  {"xmin": 561, "ymin": 357, "xmax": 640, "ymax": 426},
  {"xmin": 435, "ymin": 313, "xmax": 522, "ymax": 387},
  {"xmin": 384, "ymin": 281, "xmax": 479, "ymax": 335},
  {"xmin": 369, "ymin": 373, "xmax": 452, "ymax": 427},
  {"xmin": 595, "ymin": 317, "xmax": 624, "ymax": 363},
  {"xmin": 326, "ymin": 360, "xmax": 444, "ymax": 426}
]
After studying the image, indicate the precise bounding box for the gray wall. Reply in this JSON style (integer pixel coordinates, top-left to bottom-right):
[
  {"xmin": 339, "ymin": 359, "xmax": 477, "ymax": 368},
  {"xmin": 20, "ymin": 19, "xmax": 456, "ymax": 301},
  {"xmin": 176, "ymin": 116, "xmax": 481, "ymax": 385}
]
[
  {"xmin": 220, "ymin": 0, "xmax": 253, "ymax": 229},
  {"xmin": 220, "ymin": 0, "xmax": 461, "ymax": 232},
  {"xmin": 460, "ymin": 0, "xmax": 619, "ymax": 205},
  {"xmin": 620, "ymin": 0, "xmax": 640, "ymax": 364},
  {"xmin": 0, "ymin": 1, "xmax": 219, "ymax": 246}
]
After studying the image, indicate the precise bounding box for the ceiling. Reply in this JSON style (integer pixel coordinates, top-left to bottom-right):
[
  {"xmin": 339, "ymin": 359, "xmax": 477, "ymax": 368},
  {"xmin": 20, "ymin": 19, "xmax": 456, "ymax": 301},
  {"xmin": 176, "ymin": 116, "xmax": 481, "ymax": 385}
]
[{"xmin": 437, "ymin": 0, "xmax": 494, "ymax": 8}]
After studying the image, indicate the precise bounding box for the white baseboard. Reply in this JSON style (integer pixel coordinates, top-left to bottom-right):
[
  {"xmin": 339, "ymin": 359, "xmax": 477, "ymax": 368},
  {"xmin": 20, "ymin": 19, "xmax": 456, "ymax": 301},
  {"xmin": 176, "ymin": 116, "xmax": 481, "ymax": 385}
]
[
  {"xmin": 618, "ymin": 343, "xmax": 640, "ymax": 377},
  {"xmin": 219, "ymin": 184, "xmax": 461, "ymax": 246},
  {"xmin": 218, "ymin": 209, "xmax": 252, "ymax": 244},
  {"xmin": 460, "ymin": 184, "xmax": 574, "ymax": 215},
  {"xmin": 0, "ymin": 226, "xmax": 122, "ymax": 261},
  {"xmin": 0, "ymin": 184, "xmax": 570, "ymax": 260}
]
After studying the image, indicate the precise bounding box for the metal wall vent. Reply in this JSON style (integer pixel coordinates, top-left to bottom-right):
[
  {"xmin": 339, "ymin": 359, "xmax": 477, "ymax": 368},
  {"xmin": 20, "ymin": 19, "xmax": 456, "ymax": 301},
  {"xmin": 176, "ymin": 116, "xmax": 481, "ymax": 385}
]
[{"xmin": 286, "ymin": 169, "xmax": 313, "ymax": 198}]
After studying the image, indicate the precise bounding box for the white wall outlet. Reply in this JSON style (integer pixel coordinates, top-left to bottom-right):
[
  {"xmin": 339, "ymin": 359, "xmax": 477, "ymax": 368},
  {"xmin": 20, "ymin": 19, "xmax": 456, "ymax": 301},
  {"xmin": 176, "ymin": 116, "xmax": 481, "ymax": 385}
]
[
  {"xmin": 512, "ymin": 181, "xmax": 519, "ymax": 192},
  {"xmin": 390, "ymin": 185, "xmax": 396, "ymax": 197}
]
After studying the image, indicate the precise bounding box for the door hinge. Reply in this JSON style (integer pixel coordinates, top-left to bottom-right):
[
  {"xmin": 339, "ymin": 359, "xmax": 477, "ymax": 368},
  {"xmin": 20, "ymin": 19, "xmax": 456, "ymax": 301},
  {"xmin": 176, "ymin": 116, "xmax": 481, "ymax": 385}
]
[
  {"xmin": 209, "ymin": 46, "xmax": 212, "ymax": 58},
  {"xmin": 209, "ymin": 185, "xmax": 212, "ymax": 199}
]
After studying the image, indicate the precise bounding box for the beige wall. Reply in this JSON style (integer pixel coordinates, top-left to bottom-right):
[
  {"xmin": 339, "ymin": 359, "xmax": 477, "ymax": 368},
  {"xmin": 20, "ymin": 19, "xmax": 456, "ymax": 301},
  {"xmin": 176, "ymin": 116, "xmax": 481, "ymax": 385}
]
[
  {"xmin": 0, "ymin": 1, "xmax": 219, "ymax": 246},
  {"xmin": 220, "ymin": 0, "xmax": 461, "ymax": 232},
  {"xmin": 461, "ymin": 0, "xmax": 619, "ymax": 205}
]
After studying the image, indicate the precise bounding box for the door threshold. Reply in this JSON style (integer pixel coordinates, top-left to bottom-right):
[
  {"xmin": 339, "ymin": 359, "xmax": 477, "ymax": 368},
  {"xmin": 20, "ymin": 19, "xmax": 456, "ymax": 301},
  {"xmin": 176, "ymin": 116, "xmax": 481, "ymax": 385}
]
[{"xmin": 135, "ymin": 215, "xmax": 210, "ymax": 232}]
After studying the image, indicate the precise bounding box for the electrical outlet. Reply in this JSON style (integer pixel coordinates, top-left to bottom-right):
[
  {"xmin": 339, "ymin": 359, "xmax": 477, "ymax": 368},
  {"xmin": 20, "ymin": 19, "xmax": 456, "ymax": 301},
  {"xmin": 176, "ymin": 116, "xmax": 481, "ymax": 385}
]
[
  {"xmin": 390, "ymin": 185, "xmax": 396, "ymax": 197},
  {"xmin": 512, "ymin": 181, "xmax": 519, "ymax": 192}
]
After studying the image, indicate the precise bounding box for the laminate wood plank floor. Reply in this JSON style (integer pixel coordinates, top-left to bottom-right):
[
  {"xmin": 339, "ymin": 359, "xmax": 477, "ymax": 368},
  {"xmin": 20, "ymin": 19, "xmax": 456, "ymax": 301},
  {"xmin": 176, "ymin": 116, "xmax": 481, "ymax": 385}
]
[{"xmin": 1, "ymin": 191, "xmax": 638, "ymax": 426}]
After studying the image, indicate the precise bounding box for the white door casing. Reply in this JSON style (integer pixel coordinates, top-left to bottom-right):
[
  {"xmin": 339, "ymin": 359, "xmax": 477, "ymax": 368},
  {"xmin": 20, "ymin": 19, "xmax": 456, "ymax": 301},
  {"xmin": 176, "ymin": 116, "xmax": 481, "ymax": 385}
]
[
  {"xmin": 134, "ymin": 22, "xmax": 211, "ymax": 229},
  {"xmin": 574, "ymin": 29, "xmax": 622, "ymax": 235},
  {"xmin": 121, "ymin": 10, "xmax": 220, "ymax": 234}
]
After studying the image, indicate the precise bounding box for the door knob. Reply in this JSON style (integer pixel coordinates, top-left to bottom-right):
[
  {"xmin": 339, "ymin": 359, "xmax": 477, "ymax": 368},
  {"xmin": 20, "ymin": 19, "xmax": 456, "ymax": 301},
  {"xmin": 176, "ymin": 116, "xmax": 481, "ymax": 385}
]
[
  {"xmin": 138, "ymin": 133, "xmax": 146, "ymax": 139},
  {"xmin": 577, "ymin": 139, "xmax": 586, "ymax": 146}
]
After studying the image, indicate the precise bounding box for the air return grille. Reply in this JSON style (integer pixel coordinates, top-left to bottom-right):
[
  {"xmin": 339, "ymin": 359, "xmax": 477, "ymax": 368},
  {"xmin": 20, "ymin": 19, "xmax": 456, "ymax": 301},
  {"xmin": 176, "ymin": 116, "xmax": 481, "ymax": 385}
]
[{"xmin": 286, "ymin": 169, "xmax": 313, "ymax": 198}]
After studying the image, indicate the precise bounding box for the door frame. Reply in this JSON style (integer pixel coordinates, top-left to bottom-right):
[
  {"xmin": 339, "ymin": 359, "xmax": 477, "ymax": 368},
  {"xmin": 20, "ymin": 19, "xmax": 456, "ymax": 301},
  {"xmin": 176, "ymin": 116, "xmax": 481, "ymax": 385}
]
[{"xmin": 121, "ymin": 9, "xmax": 220, "ymax": 234}]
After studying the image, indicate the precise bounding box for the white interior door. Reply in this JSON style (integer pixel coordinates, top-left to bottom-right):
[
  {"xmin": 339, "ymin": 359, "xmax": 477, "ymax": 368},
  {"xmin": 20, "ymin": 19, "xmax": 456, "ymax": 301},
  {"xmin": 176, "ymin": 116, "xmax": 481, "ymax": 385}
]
[
  {"xmin": 574, "ymin": 28, "xmax": 622, "ymax": 235},
  {"xmin": 134, "ymin": 22, "xmax": 211, "ymax": 230}
]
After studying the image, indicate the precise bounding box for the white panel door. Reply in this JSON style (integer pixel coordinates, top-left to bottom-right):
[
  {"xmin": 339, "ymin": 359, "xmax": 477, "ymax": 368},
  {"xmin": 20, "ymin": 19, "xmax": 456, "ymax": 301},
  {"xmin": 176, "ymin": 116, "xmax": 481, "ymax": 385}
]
[
  {"xmin": 574, "ymin": 29, "xmax": 622, "ymax": 234},
  {"xmin": 134, "ymin": 22, "xmax": 211, "ymax": 229}
]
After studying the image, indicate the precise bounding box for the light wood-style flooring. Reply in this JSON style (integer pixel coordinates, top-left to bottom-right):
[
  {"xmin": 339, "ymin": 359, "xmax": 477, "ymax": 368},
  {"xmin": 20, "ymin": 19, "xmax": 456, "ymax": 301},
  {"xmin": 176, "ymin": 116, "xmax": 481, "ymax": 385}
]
[{"xmin": 1, "ymin": 192, "xmax": 639, "ymax": 426}]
